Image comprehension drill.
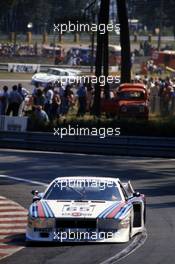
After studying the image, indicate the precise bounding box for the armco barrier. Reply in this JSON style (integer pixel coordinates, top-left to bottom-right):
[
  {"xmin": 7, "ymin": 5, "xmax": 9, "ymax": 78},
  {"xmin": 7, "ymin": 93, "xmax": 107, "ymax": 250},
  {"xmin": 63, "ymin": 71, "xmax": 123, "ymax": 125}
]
[
  {"xmin": 0, "ymin": 63, "xmax": 118, "ymax": 73},
  {"xmin": 0, "ymin": 131, "xmax": 175, "ymax": 158},
  {"xmin": 0, "ymin": 63, "xmax": 91, "ymax": 73}
]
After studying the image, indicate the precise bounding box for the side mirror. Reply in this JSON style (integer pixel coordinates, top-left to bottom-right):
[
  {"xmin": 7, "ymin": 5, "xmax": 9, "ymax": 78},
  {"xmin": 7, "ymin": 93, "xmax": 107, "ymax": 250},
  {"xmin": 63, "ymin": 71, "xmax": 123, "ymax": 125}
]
[
  {"xmin": 133, "ymin": 192, "xmax": 140, "ymax": 197},
  {"xmin": 33, "ymin": 196, "xmax": 41, "ymax": 203},
  {"xmin": 31, "ymin": 190, "xmax": 40, "ymax": 203}
]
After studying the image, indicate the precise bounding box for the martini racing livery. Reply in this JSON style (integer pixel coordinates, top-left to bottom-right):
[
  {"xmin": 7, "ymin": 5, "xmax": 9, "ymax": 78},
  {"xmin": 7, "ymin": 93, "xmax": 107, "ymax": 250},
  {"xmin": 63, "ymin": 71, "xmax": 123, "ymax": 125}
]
[{"xmin": 26, "ymin": 177, "xmax": 146, "ymax": 243}]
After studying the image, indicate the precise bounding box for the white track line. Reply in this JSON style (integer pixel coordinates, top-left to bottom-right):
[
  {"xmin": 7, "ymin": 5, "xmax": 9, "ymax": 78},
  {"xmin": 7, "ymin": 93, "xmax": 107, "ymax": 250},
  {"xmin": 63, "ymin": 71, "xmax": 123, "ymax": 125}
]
[
  {"xmin": 100, "ymin": 230, "xmax": 147, "ymax": 264},
  {"xmin": 0, "ymin": 80, "xmax": 30, "ymax": 82},
  {"xmin": 0, "ymin": 175, "xmax": 48, "ymax": 187}
]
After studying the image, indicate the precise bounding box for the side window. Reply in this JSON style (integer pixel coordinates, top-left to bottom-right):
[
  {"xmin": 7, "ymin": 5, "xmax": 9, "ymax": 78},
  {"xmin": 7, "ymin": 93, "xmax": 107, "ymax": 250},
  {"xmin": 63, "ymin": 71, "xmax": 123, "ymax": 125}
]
[
  {"xmin": 119, "ymin": 183, "xmax": 128, "ymax": 201},
  {"xmin": 55, "ymin": 70, "xmax": 60, "ymax": 76}
]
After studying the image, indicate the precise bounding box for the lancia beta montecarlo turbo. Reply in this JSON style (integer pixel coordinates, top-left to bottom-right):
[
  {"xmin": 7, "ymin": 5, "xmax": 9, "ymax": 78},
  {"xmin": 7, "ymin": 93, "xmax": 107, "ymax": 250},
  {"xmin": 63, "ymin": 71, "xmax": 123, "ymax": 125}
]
[{"xmin": 26, "ymin": 176, "xmax": 146, "ymax": 244}]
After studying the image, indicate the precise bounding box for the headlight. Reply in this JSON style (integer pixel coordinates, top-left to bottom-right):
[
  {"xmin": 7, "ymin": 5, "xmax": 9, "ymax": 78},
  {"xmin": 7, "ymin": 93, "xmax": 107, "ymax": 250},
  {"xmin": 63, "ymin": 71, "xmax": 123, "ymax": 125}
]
[
  {"xmin": 28, "ymin": 216, "xmax": 55, "ymax": 228},
  {"xmin": 139, "ymin": 105, "xmax": 145, "ymax": 113},
  {"xmin": 121, "ymin": 106, "xmax": 127, "ymax": 112},
  {"xmin": 118, "ymin": 217, "xmax": 130, "ymax": 229}
]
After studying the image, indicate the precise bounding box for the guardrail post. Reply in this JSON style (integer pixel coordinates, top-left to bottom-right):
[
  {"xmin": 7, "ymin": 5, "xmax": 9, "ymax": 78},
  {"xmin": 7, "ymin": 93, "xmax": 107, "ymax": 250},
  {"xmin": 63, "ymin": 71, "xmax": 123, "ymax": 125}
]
[
  {"xmin": 27, "ymin": 32, "xmax": 32, "ymax": 45},
  {"xmin": 74, "ymin": 32, "xmax": 80, "ymax": 43},
  {"xmin": 42, "ymin": 32, "xmax": 48, "ymax": 44},
  {"xmin": 9, "ymin": 32, "xmax": 17, "ymax": 43},
  {"xmin": 58, "ymin": 32, "xmax": 63, "ymax": 43},
  {"xmin": 148, "ymin": 34, "xmax": 152, "ymax": 43}
]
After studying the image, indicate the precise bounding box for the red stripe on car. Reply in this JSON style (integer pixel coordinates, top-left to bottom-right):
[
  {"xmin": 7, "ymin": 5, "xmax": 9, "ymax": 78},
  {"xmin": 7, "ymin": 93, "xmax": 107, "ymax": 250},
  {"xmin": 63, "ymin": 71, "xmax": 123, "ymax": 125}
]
[
  {"xmin": 37, "ymin": 202, "xmax": 45, "ymax": 218},
  {"xmin": 106, "ymin": 202, "xmax": 125, "ymax": 219}
]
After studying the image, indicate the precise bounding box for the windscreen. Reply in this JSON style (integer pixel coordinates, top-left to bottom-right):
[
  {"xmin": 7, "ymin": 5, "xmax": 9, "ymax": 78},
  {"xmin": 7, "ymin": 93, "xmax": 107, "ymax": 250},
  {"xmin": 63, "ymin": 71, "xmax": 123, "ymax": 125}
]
[
  {"xmin": 47, "ymin": 69, "xmax": 61, "ymax": 75},
  {"xmin": 118, "ymin": 91, "xmax": 145, "ymax": 100},
  {"xmin": 44, "ymin": 180, "xmax": 122, "ymax": 201}
]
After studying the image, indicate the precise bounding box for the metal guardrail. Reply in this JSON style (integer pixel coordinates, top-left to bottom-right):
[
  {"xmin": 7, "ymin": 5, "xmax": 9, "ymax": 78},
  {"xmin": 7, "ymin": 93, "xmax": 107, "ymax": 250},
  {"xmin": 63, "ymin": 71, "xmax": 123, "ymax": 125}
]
[
  {"xmin": 0, "ymin": 63, "xmax": 120, "ymax": 73},
  {"xmin": 0, "ymin": 63, "xmax": 9, "ymax": 72},
  {"xmin": 0, "ymin": 63, "xmax": 91, "ymax": 73},
  {"xmin": 0, "ymin": 131, "xmax": 175, "ymax": 158}
]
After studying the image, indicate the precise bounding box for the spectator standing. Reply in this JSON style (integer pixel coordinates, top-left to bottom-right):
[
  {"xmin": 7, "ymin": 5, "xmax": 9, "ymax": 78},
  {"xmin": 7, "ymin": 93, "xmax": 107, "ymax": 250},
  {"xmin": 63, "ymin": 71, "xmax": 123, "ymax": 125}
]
[
  {"xmin": 18, "ymin": 83, "xmax": 29, "ymax": 99},
  {"xmin": 33, "ymin": 89, "xmax": 45, "ymax": 108},
  {"xmin": 149, "ymin": 81, "xmax": 159, "ymax": 113},
  {"xmin": 161, "ymin": 85, "xmax": 171, "ymax": 115},
  {"xmin": 6, "ymin": 85, "xmax": 23, "ymax": 116},
  {"xmin": 44, "ymin": 84, "xmax": 54, "ymax": 120},
  {"xmin": 86, "ymin": 84, "xmax": 94, "ymax": 112},
  {"xmin": 34, "ymin": 105, "xmax": 49, "ymax": 123},
  {"xmin": 169, "ymin": 86, "xmax": 175, "ymax": 115},
  {"xmin": 17, "ymin": 83, "xmax": 29, "ymax": 116},
  {"xmin": 0, "ymin": 86, "xmax": 9, "ymax": 115},
  {"xmin": 52, "ymin": 91, "xmax": 61, "ymax": 119},
  {"xmin": 32, "ymin": 82, "xmax": 40, "ymax": 97},
  {"xmin": 60, "ymin": 85, "xmax": 72, "ymax": 116},
  {"xmin": 77, "ymin": 83, "xmax": 87, "ymax": 116}
]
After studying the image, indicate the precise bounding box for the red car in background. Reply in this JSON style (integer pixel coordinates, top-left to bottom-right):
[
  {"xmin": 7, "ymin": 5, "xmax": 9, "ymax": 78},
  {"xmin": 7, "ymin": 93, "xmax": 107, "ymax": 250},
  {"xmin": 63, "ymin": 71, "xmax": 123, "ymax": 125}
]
[{"xmin": 101, "ymin": 83, "xmax": 149, "ymax": 120}]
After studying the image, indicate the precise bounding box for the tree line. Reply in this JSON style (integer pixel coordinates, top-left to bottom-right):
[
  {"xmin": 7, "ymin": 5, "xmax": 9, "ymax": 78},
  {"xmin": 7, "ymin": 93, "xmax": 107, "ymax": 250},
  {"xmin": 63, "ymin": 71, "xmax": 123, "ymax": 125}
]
[
  {"xmin": 0, "ymin": 0, "xmax": 86, "ymax": 34},
  {"xmin": 1, "ymin": 0, "xmax": 175, "ymax": 35}
]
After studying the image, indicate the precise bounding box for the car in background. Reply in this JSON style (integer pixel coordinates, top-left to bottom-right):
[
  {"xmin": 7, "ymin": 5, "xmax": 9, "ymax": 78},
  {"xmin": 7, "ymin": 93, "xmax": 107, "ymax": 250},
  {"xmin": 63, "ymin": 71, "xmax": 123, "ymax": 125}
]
[
  {"xmin": 152, "ymin": 50, "xmax": 175, "ymax": 70},
  {"xmin": 31, "ymin": 67, "xmax": 81, "ymax": 86},
  {"xmin": 26, "ymin": 176, "xmax": 146, "ymax": 243},
  {"xmin": 65, "ymin": 47, "xmax": 94, "ymax": 65},
  {"xmin": 101, "ymin": 83, "xmax": 149, "ymax": 120},
  {"xmin": 42, "ymin": 45, "xmax": 64, "ymax": 64},
  {"xmin": 65, "ymin": 45, "xmax": 121, "ymax": 66}
]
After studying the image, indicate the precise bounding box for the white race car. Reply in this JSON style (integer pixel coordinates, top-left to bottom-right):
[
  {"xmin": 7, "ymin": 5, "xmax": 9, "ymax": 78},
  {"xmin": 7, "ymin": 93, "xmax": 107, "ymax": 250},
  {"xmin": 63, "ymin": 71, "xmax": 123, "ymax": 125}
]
[
  {"xmin": 26, "ymin": 176, "xmax": 146, "ymax": 243},
  {"xmin": 31, "ymin": 68, "xmax": 81, "ymax": 86}
]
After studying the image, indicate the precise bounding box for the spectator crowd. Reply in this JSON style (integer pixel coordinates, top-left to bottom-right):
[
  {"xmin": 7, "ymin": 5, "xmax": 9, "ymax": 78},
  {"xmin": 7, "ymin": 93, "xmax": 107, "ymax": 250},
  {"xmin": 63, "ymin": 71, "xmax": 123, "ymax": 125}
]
[
  {"xmin": 0, "ymin": 43, "xmax": 37, "ymax": 56},
  {"xmin": 0, "ymin": 76, "xmax": 175, "ymax": 125}
]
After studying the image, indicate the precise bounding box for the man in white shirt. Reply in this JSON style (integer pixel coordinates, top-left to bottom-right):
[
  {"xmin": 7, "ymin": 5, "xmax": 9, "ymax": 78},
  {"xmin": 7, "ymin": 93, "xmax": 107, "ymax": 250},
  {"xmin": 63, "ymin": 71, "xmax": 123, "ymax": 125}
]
[{"xmin": 44, "ymin": 83, "xmax": 54, "ymax": 120}]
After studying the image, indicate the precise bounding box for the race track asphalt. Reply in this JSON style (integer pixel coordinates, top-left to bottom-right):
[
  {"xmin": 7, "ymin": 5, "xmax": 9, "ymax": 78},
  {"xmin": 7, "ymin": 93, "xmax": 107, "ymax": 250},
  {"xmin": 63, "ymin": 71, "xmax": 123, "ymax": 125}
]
[{"xmin": 0, "ymin": 149, "xmax": 174, "ymax": 264}]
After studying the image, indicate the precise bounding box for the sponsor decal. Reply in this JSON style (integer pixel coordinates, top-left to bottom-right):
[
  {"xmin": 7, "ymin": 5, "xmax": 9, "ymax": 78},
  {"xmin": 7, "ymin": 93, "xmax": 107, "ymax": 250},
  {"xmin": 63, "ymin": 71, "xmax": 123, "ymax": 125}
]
[
  {"xmin": 62, "ymin": 204, "xmax": 95, "ymax": 217},
  {"xmin": 8, "ymin": 63, "xmax": 40, "ymax": 73}
]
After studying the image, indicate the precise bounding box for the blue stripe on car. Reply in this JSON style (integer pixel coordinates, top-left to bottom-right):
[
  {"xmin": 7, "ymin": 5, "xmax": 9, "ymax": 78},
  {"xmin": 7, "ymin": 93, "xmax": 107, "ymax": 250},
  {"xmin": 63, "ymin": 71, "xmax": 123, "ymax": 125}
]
[
  {"xmin": 115, "ymin": 204, "xmax": 132, "ymax": 219},
  {"xmin": 98, "ymin": 202, "xmax": 120, "ymax": 219},
  {"xmin": 44, "ymin": 201, "xmax": 54, "ymax": 217}
]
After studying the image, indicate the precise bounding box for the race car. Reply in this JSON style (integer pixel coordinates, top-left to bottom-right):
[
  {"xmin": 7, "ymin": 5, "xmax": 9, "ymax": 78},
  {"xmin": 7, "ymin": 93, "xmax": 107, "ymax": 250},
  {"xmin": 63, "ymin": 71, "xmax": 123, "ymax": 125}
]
[
  {"xmin": 26, "ymin": 176, "xmax": 146, "ymax": 243},
  {"xmin": 31, "ymin": 67, "xmax": 81, "ymax": 86}
]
